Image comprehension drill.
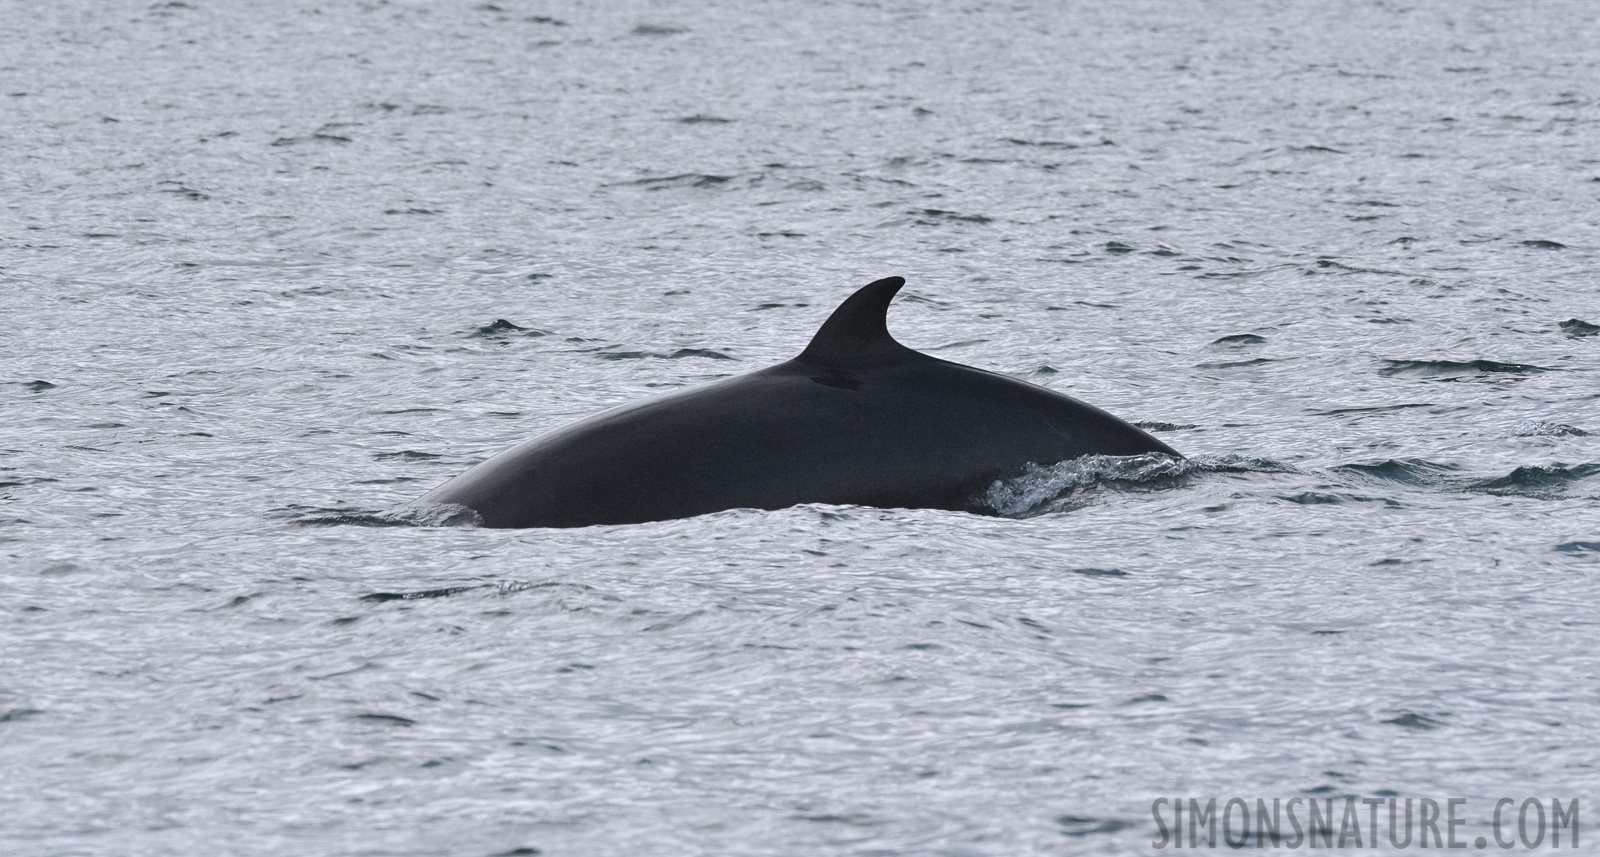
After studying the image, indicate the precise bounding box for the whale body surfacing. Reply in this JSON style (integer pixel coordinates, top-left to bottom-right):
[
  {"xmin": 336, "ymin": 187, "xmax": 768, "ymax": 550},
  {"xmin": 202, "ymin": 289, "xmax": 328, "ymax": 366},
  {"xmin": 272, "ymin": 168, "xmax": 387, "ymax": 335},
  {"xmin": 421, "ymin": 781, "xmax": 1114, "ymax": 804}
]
[{"xmin": 417, "ymin": 276, "xmax": 1179, "ymax": 528}]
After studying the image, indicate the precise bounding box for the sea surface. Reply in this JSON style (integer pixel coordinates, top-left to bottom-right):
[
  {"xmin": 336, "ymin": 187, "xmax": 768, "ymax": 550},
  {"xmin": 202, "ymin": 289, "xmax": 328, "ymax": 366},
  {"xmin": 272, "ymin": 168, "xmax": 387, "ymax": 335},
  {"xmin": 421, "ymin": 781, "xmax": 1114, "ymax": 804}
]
[{"xmin": 4, "ymin": 1, "xmax": 1599, "ymax": 854}]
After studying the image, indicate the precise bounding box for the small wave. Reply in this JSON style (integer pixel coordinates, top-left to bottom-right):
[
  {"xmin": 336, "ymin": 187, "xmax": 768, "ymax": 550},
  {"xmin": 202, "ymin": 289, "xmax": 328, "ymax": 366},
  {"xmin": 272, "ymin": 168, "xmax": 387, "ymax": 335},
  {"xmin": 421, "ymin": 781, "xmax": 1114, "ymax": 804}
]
[
  {"xmin": 157, "ymin": 181, "xmax": 208, "ymax": 200},
  {"xmin": 1383, "ymin": 712, "xmax": 1445, "ymax": 730},
  {"xmin": 1211, "ymin": 333, "xmax": 1265, "ymax": 346},
  {"xmin": 979, "ymin": 453, "xmax": 1189, "ymax": 516},
  {"xmin": 588, "ymin": 347, "xmax": 733, "ymax": 361},
  {"xmin": 351, "ymin": 713, "xmax": 417, "ymax": 726},
  {"xmin": 1310, "ymin": 258, "xmax": 1407, "ymax": 276},
  {"xmin": 912, "ymin": 208, "xmax": 992, "ymax": 224},
  {"xmin": 293, "ymin": 503, "xmax": 483, "ymax": 528},
  {"xmin": 293, "ymin": 510, "xmax": 414, "ymax": 527},
  {"xmin": 1469, "ymin": 463, "xmax": 1600, "ymax": 498},
  {"xmin": 471, "ymin": 319, "xmax": 551, "ymax": 338},
  {"xmin": 1056, "ymin": 815, "xmax": 1136, "ymax": 837},
  {"xmin": 1559, "ymin": 318, "xmax": 1599, "ymax": 337},
  {"xmin": 1513, "ymin": 421, "xmax": 1587, "ymax": 437},
  {"xmin": 626, "ymin": 173, "xmax": 730, "ymax": 189},
  {"xmin": 1197, "ymin": 454, "xmax": 1299, "ymax": 474},
  {"xmin": 1068, "ymin": 567, "xmax": 1127, "ymax": 577},
  {"xmin": 1278, "ymin": 491, "xmax": 1401, "ymax": 507},
  {"xmin": 1134, "ymin": 421, "xmax": 1198, "ymax": 432},
  {"xmin": 1314, "ymin": 403, "xmax": 1433, "ymax": 416},
  {"xmin": 1379, "ymin": 359, "xmax": 1548, "ymax": 378},
  {"xmin": 362, "ymin": 586, "xmax": 484, "ymax": 603},
  {"xmin": 1002, "ymin": 137, "xmax": 1084, "ymax": 149},
  {"xmin": 1333, "ymin": 458, "xmax": 1460, "ymax": 484},
  {"xmin": 972, "ymin": 453, "xmax": 1283, "ymax": 517},
  {"xmin": 1279, "ymin": 491, "xmax": 1341, "ymax": 505},
  {"xmin": 273, "ymin": 134, "xmax": 352, "ymax": 147},
  {"xmin": 1333, "ymin": 459, "xmax": 1600, "ymax": 499},
  {"xmin": 401, "ymin": 503, "xmax": 484, "ymax": 527}
]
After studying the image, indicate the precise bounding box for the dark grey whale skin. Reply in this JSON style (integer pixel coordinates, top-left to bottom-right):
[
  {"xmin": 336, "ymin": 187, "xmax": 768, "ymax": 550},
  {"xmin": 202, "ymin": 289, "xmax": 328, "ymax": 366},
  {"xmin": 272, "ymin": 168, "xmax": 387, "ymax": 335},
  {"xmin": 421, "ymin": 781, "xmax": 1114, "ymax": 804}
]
[{"xmin": 419, "ymin": 277, "xmax": 1179, "ymax": 528}]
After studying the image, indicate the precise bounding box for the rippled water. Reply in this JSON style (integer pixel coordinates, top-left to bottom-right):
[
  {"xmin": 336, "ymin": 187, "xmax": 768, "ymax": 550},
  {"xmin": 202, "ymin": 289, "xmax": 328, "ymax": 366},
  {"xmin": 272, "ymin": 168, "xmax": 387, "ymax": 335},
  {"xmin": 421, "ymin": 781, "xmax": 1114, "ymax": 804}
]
[{"xmin": 4, "ymin": 1, "xmax": 1600, "ymax": 854}]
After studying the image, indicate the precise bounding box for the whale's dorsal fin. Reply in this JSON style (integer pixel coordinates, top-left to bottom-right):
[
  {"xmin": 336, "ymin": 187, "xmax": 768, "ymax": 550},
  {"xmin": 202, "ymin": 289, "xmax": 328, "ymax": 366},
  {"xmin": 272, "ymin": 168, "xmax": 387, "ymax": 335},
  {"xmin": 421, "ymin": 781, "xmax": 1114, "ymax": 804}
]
[{"xmin": 799, "ymin": 276, "xmax": 909, "ymax": 363}]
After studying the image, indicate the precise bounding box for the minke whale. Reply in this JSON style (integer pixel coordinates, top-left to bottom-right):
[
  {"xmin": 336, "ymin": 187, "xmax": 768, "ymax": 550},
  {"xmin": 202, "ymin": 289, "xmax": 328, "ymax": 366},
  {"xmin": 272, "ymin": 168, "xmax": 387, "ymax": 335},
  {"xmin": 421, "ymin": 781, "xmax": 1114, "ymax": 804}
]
[{"xmin": 418, "ymin": 276, "xmax": 1179, "ymax": 528}]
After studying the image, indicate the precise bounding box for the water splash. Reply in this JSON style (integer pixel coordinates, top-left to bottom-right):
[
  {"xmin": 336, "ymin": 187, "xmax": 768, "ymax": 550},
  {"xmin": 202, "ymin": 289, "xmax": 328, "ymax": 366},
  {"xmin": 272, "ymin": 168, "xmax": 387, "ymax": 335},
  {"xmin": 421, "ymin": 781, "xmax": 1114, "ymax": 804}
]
[{"xmin": 977, "ymin": 453, "xmax": 1193, "ymax": 517}]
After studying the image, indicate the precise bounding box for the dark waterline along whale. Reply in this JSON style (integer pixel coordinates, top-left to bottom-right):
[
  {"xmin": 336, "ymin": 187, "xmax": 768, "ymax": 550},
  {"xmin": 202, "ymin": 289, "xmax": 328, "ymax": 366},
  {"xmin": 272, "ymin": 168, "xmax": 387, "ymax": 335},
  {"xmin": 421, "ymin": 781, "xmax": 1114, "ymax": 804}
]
[{"xmin": 418, "ymin": 277, "xmax": 1179, "ymax": 528}]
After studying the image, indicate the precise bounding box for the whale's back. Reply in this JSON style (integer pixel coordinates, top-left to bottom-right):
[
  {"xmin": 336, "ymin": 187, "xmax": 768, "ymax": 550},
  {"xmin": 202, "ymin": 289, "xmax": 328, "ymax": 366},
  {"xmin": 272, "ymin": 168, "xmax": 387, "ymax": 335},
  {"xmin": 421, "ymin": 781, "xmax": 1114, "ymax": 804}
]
[{"xmin": 420, "ymin": 330, "xmax": 1175, "ymax": 528}]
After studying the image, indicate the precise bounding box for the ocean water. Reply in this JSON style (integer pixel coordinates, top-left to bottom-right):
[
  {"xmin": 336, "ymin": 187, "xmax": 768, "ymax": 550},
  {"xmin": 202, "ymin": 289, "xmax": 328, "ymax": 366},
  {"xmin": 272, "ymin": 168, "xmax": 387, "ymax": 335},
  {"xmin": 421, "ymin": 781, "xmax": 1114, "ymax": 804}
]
[{"xmin": 3, "ymin": 1, "xmax": 1599, "ymax": 854}]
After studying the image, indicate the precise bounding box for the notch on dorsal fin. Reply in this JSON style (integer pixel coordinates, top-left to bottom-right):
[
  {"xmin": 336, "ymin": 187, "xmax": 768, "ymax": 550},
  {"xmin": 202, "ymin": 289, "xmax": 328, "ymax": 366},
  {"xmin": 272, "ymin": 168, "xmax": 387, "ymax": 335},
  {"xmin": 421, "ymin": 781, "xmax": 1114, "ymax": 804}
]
[{"xmin": 798, "ymin": 276, "xmax": 909, "ymax": 363}]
